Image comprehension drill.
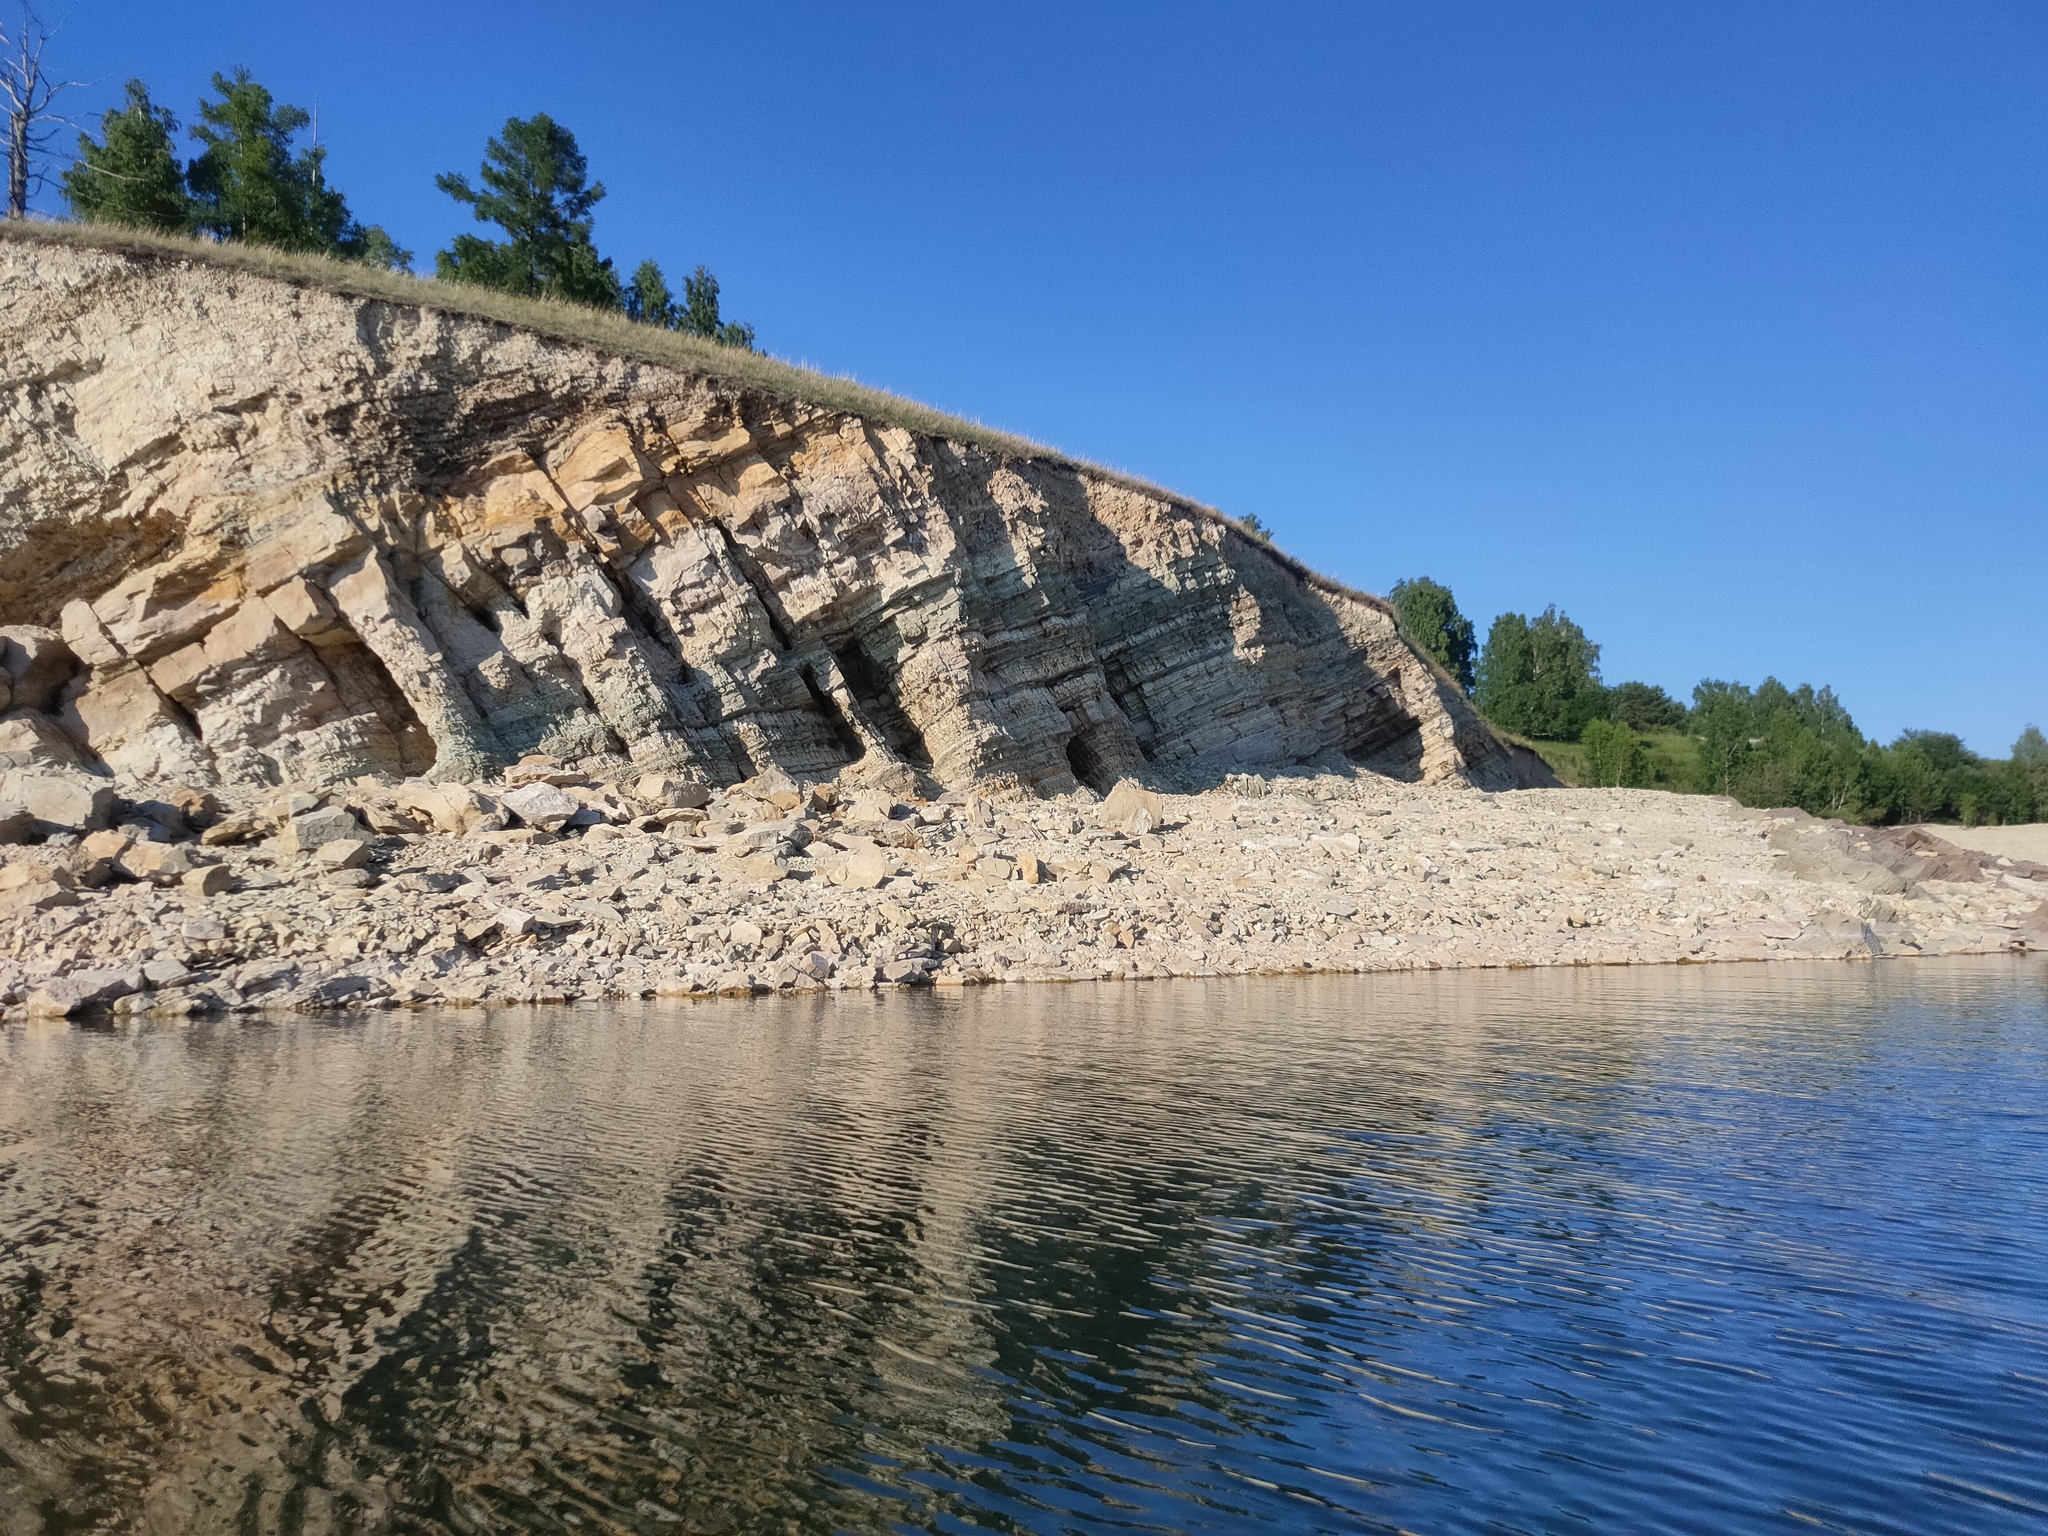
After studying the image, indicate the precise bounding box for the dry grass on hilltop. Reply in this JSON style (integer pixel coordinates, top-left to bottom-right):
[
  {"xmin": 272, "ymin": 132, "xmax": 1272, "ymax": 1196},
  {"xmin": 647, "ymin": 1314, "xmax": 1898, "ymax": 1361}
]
[{"xmin": 0, "ymin": 217, "xmax": 1393, "ymax": 617}]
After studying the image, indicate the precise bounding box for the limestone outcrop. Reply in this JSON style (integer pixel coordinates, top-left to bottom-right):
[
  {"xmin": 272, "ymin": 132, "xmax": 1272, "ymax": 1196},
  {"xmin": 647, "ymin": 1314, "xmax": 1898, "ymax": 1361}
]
[{"xmin": 0, "ymin": 235, "xmax": 1541, "ymax": 800}]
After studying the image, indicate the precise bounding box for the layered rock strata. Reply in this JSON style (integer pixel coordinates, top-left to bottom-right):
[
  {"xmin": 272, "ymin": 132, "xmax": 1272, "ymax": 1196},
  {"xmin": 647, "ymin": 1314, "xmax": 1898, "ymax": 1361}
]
[{"xmin": 0, "ymin": 237, "xmax": 1535, "ymax": 801}]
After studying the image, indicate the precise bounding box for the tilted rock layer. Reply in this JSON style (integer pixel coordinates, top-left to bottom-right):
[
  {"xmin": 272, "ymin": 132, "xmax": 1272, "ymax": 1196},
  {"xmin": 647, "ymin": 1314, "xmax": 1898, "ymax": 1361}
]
[{"xmin": 0, "ymin": 238, "xmax": 1541, "ymax": 798}]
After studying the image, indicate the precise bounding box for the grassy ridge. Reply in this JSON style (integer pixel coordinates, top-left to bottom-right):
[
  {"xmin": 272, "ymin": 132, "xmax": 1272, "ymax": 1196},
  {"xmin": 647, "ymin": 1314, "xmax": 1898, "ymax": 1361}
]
[
  {"xmin": 0, "ymin": 218, "xmax": 1058, "ymax": 456},
  {"xmin": 1523, "ymin": 730, "xmax": 1702, "ymax": 791},
  {"xmin": 1, "ymin": 218, "xmax": 1399, "ymax": 619}
]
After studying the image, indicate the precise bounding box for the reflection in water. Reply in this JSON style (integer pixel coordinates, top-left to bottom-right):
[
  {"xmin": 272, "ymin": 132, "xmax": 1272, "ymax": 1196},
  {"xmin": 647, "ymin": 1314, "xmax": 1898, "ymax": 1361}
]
[{"xmin": 1, "ymin": 960, "xmax": 2045, "ymax": 1534}]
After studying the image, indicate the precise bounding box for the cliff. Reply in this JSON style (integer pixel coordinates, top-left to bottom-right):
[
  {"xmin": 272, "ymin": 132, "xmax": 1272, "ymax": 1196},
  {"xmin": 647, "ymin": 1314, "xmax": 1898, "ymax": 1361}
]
[{"xmin": 0, "ymin": 228, "xmax": 1544, "ymax": 799}]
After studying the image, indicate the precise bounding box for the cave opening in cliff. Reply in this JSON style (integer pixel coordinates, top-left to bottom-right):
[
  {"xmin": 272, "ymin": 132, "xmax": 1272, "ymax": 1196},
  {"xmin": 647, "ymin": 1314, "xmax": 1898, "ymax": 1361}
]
[{"xmin": 1065, "ymin": 729, "xmax": 1114, "ymax": 792}]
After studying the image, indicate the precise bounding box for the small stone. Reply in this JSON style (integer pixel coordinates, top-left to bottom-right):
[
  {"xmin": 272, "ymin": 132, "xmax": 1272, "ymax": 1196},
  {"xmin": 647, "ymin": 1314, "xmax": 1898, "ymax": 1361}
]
[
  {"xmin": 1322, "ymin": 897, "xmax": 1359, "ymax": 918},
  {"xmin": 977, "ymin": 856, "xmax": 1016, "ymax": 881},
  {"xmin": 142, "ymin": 956, "xmax": 192, "ymax": 986},
  {"xmin": 182, "ymin": 915, "xmax": 228, "ymax": 942},
  {"xmin": 1017, "ymin": 854, "xmax": 1046, "ymax": 885},
  {"xmin": 312, "ymin": 838, "xmax": 371, "ymax": 870}
]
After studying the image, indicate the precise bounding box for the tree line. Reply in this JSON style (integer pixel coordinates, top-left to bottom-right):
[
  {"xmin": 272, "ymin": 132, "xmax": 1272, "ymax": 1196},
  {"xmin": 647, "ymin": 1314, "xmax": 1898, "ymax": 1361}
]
[
  {"xmin": 43, "ymin": 63, "xmax": 754, "ymax": 346},
  {"xmin": 1389, "ymin": 576, "xmax": 2046, "ymax": 826}
]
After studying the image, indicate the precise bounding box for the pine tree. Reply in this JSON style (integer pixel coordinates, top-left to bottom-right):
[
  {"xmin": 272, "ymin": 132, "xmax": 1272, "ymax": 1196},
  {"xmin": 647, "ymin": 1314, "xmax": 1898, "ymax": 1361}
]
[
  {"xmin": 435, "ymin": 114, "xmax": 619, "ymax": 307},
  {"xmin": 62, "ymin": 79, "xmax": 189, "ymax": 230},
  {"xmin": 186, "ymin": 69, "xmax": 408, "ymax": 267}
]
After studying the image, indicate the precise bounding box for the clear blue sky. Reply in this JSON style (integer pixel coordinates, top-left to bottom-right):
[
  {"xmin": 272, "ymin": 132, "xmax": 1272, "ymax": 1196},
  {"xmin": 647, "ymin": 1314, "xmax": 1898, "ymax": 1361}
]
[{"xmin": 38, "ymin": 1, "xmax": 2048, "ymax": 753}]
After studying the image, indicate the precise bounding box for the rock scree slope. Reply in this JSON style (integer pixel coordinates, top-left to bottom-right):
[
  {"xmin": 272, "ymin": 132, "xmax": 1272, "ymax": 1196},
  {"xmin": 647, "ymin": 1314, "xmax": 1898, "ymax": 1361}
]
[{"xmin": 0, "ymin": 232, "xmax": 1536, "ymax": 798}]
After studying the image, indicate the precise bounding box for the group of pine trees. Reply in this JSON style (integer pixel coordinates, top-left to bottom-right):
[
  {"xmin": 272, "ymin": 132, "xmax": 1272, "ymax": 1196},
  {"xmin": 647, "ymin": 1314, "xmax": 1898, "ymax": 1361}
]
[
  {"xmin": 60, "ymin": 74, "xmax": 753, "ymax": 347},
  {"xmin": 1388, "ymin": 575, "xmax": 2045, "ymax": 825}
]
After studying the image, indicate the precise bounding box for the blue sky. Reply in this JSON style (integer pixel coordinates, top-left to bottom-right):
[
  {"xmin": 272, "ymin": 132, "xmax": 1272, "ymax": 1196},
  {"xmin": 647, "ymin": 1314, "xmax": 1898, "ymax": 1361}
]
[{"xmin": 38, "ymin": 2, "xmax": 2048, "ymax": 753}]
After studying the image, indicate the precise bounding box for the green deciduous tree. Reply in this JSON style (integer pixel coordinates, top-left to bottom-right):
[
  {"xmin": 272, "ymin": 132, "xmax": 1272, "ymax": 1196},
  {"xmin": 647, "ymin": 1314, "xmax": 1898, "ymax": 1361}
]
[
  {"xmin": 625, "ymin": 258, "xmax": 676, "ymax": 326},
  {"xmin": 680, "ymin": 263, "xmax": 756, "ymax": 348},
  {"xmin": 62, "ymin": 78, "xmax": 189, "ymax": 230},
  {"xmin": 1580, "ymin": 717, "xmax": 1651, "ymax": 787},
  {"xmin": 622, "ymin": 257, "xmax": 757, "ymax": 349},
  {"xmin": 2015, "ymin": 726, "xmax": 2048, "ymax": 810},
  {"xmin": 1689, "ymin": 678, "xmax": 1865, "ymax": 813},
  {"xmin": 1389, "ymin": 576, "xmax": 1476, "ymax": 691},
  {"xmin": 435, "ymin": 114, "xmax": 618, "ymax": 306},
  {"xmin": 186, "ymin": 69, "xmax": 407, "ymax": 267},
  {"xmin": 1474, "ymin": 607, "xmax": 1605, "ymax": 739}
]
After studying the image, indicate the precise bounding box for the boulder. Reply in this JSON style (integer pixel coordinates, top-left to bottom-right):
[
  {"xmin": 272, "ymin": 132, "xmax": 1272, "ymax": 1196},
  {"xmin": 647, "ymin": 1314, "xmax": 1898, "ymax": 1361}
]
[
  {"xmin": 117, "ymin": 840, "xmax": 199, "ymax": 883},
  {"xmin": 0, "ymin": 861, "xmax": 73, "ymax": 893},
  {"xmin": 183, "ymin": 864, "xmax": 233, "ymax": 896},
  {"xmin": 393, "ymin": 782, "xmax": 499, "ymax": 834},
  {"xmin": 200, "ymin": 814, "xmax": 266, "ymax": 846},
  {"xmin": 847, "ymin": 789, "xmax": 903, "ymax": 823},
  {"xmin": 312, "ymin": 837, "xmax": 371, "ymax": 870},
  {"xmin": 1101, "ymin": 780, "xmax": 1166, "ymax": 836},
  {"xmin": 736, "ymin": 765, "xmax": 801, "ymax": 802},
  {"xmin": 0, "ymin": 771, "xmax": 114, "ymax": 834},
  {"xmin": 277, "ymin": 805, "xmax": 372, "ymax": 853},
  {"xmin": 26, "ymin": 967, "xmax": 144, "ymax": 1017},
  {"xmin": 0, "ymin": 711, "xmax": 85, "ymax": 772},
  {"xmin": 634, "ymin": 773, "xmax": 711, "ymax": 810},
  {"xmin": 2, "ymin": 879, "xmax": 80, "ymax": 912},
  {"xmin": 839, "ymin": 845, "xmax": 894, "ymax": 889},
  {"xmin": 501, "ymin": 782, "xmax": 581, "ymax": 831}
]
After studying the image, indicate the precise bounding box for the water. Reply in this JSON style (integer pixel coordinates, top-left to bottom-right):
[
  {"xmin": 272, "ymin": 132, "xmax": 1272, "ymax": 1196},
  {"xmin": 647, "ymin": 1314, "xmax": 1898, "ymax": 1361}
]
[{"xmin": 1, "ymin": 961, "xmax": 2045, "ymax": 1535}]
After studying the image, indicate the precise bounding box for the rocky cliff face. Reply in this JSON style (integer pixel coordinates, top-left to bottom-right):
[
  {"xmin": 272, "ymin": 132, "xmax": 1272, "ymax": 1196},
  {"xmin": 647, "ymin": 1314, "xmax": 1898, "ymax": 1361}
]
[{"xmin": 0, "ymin": 236, "xmax": 1541, "ymax": 798}]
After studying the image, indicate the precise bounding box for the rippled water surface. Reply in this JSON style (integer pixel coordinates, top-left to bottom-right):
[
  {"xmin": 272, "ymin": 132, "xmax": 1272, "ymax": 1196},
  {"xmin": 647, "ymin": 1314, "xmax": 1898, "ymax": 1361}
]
[{"xmin": 2, "ymin": 961, "xmax": 2046, "ymax": 1534}]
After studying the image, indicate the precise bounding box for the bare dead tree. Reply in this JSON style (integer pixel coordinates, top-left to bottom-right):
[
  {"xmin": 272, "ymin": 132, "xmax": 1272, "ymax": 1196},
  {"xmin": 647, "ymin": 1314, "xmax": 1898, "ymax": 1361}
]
[{"xmin": 0, "ymin": 3, "xmax": 84, "ymax": 218}]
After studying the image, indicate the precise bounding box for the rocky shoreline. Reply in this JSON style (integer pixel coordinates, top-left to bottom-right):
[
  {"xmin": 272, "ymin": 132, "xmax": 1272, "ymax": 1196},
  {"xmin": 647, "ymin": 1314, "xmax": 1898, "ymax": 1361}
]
[{"xmin": 4, "ymin": 760, "xmax": 2044, "ymax": 1023}]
